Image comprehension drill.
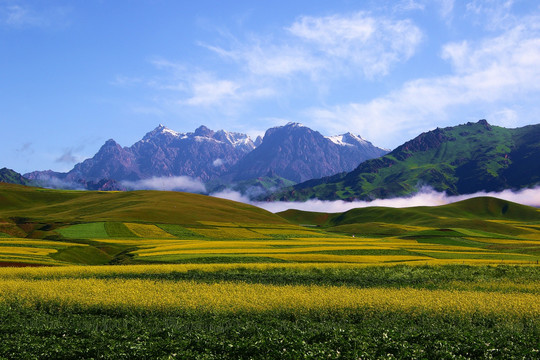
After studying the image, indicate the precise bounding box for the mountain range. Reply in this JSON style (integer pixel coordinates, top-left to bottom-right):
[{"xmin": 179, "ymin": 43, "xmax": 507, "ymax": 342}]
[
  {"xmin": 24, "ymin": 123, "xmax": 388, "ymax": 193},
  {"xmin": 268, "ymin": 120, "xmax": 540, "ymax": 201},
  {"xmin": 7, "ymin": 120, "xmax": 540, "ymax": 201}
]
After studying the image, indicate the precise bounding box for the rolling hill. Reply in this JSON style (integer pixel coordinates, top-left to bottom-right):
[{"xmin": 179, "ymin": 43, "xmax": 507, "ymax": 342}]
[
  {"xmin": 279, "ymin": 196, "xmax": 540, "ymax": 238},
  {"xmin": 0, "ymin": 183, "xmax": 286, "ymax": 227}
]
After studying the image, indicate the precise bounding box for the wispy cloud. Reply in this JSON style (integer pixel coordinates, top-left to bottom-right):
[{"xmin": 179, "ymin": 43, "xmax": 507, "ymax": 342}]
[
  {"xmin": 119, "ymin": 10, "xmax": 422, "ymax": 118},
  {"xmin": 55, "ymin": 149, "xmax": 78, "ymax": 164},
  {"xmin": 54, "ymin": 143, "xmax": 87, "ymax": 165},
  {"xmin": 287, "ymin": 12, "xmax": 422, "ymax": 78},
  {"xmin": 0, "ymin": 2, "xmax": 69, "ymax": 28},
  {"xmin": 16, "ymin": 142, "xmax": 33, "ymax": 154},
  {"xmin": 205, "ymin": 11, "xmax": 423, "ymax": 80},
  {"xmin": 122, "ymin": 176, "xmax": 207, "ymax": 193},
  {"xmin": 466, "ymin": 0, "xmax": 516, "ymax": 30},
  {"xmin": 306, "ymin": 15, "xmax": 540, "ymax": 146}
]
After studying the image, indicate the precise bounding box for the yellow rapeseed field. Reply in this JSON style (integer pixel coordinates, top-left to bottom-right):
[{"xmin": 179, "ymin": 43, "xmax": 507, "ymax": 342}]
[
  {"xmin": 124, "ymin": 223, "xmax": 176, "ymax": 238},
  {"xmin": 189, "ymin": 227, "xmax": 267, "ymax": 239},
  {"xmin": 0, "ymin": 277, "xmax": 538, "ymax": 316},
  {"xmin": 0, "ymin": 246, "xmax": 58, "ymax": 256}
]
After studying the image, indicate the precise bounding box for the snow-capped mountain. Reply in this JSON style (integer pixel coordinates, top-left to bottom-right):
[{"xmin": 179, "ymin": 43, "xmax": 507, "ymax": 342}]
[
  {"xmin": 25, "ymin": 123, "xmax": 389, "ymax": 191},
  {"xmin": 27, "ymin": 125, "xmax": 258, "ymax": 187}
]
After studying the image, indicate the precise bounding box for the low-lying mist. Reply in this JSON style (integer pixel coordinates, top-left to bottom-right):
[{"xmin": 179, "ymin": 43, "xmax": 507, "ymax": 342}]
[
  {"xmin": 122, "ymin": 176, "xmax": 207, "ymax": 193},
  {"xmin": 211, "ymin": 186, "xmax": 540, "ymax": 213}
]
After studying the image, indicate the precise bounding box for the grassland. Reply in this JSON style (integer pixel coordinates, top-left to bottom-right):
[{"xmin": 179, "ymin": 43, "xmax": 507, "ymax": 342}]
[{"xmin": 0, "ymin": 184, "xmax": 539, "ymax": 358}]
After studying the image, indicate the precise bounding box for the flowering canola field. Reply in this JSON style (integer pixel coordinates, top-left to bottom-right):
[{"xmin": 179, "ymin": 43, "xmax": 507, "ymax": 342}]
[{"xmin": 1, "ymin": 218, "xmax": 539, "ymax": 266}]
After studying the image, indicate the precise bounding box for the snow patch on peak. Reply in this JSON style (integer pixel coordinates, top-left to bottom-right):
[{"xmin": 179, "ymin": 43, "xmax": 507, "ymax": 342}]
[
  {"xmin": 143, "ymin": 124, "xmax": 182, "ymax": 141},
  {"xmin": 326, "ymin": 133, "xmax": 369, "ymax": 147},
  {"xmin": 285, "ymin": 122, "xmax": 306, "ymax": 128},
  {"xmin": 161, "ymin": 127, "xmax": 180, "ymax": 137},
  {"xmin": 214, "ymin": 130, "xmax": 255, "ymax": 149}
]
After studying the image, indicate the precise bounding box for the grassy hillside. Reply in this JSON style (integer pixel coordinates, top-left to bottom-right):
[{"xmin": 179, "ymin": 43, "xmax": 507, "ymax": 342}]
[
  {"xmin": 269, "ymin": 120, "xmax": 540, "ymax": 201},
  {"xmin": 0, "ymin": 168, "xmax": 37, "ymax": 187},
  {"xmin": 0, "ymin": 183, "xmax": 286, "ymax": 225}
]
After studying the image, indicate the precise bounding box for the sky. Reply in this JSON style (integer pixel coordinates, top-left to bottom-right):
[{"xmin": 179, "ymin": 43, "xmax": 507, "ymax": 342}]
[{"xmin": 2, "ymin": 0, "xmax": 540, "ymax": 175}]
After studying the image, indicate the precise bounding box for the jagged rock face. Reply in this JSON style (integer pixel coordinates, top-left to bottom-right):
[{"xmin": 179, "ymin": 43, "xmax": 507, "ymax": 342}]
[
  {"xmin": 129, "ymin": 125, "xmax": 256, "ymax": 182},
  {"xmin": 27, "ymin": 125, "xmax": 257, "ymax": 186},
  {"xmin": 24, "ymin": 123, "xmax": 389, "ymax": 191},
  {"xmin": 67, "ymin": 139, "xmax": 139, "ymax": 182},
  {"xmin": 229, "ymin": 123, "xmax": 389, "ymax": 183}
]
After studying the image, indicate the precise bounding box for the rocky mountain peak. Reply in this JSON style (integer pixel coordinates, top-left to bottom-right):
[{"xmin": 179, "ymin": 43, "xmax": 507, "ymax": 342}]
[
  {"xmin": 194, "ymin": 125, "xmax": 214, "ymax": 138},
  {"xmin": 142, "ymin": 124, "xmax": 181, "ymax": 141},
  {"xmin": 103, "ymin": 139, "xmax": 120, "ymax": 148}
]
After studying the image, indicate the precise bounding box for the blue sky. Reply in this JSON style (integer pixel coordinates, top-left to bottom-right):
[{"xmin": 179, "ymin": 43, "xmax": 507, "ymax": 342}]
[{"xmin": 2, "ymin": 0, "xmax": 540, "ymax": 174}]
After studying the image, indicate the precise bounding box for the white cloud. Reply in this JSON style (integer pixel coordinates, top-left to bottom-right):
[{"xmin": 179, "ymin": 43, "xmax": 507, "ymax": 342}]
[
  {"xmin": 287, "ymin": 12, "xmax": 422, "ymax": 78},
  {"xmin": 438, "ymin": 0, "xmax": 455, "ymax": 19},
  {"xmin": 250, "ymin": 186, "xmax": 540, "ymax": 214},
  {"xmin": 184, "ymin": 79, "xmax": 240, "ymax": 106},
  {"xmin": 394, "ymin": 0, "xmax": 426, "ymax": 12},
  {"xmin": 118, "ymin": 10, "xmax": 422, "ymax": 122},
  {"xmin": 466, "ymin": 0, "xmax": 516, "ymax": 30},
  {"xmin": 212, "ymin": 158, "xmax": 224, "ymax": 167},
  {"xmin": 488, "ymin": 108, "xmax": 519, "ymax": 128},
  {"xmin": 122, "ymin": 176, "xmax": 206, "ymax": 193},
  {"xmin": 0, "ymin": 3, "xmax": 69, "ymax": 28},
  {"xmin": 307, "ymin": 17, "xmax": 540, "ymax": 147},
  {"xmin": 211, "ymin": 189, "xmax": 251, "ymax": 203},
  {"xmin": 1, "ymin": 4, "xmax": 42, "ymax": 27},
  {"xmin": 207, "ymin": 12, "xmax": 423, "ymax": 80}
]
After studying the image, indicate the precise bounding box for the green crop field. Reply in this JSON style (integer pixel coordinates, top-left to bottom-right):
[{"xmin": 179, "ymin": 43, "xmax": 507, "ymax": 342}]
[{"xmin": 0, "ymin": 183, "xmax": 539, "ymax": 358}]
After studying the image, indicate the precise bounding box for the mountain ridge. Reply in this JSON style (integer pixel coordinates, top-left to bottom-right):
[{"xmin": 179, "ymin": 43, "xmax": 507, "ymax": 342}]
[
  {"xmin": 267, "ymin": 120, "xmax": 540, "ymax": 201},
  {"xmin": 25, "ymin": 123, "xmax": 389, "ymax": 192},
  {"xmin": 225, "ymin": 122, "xmax": 389, "ymax": 183}
]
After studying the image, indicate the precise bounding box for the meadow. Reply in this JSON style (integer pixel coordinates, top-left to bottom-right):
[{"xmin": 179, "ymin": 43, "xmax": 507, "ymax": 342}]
[{"xmin": 0, "ymin": 184, "xmax": 539, "ymax": 358}]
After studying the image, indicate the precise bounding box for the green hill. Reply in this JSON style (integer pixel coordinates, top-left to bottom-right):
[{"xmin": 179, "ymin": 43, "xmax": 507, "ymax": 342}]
[
  {"xmin": 279, "ymin": 196, "xmax": 540, "ymax": 237},
  {"xmin": 0, "ymin": 183, "xmax": 287, "ymax": 226},
  {"xmin": 0, "ymin": 168, "xmax": 37, "ymax": 187},
  {"xmin": 269, "ymin": 120, "xmax": 540, "ymax": 201}
]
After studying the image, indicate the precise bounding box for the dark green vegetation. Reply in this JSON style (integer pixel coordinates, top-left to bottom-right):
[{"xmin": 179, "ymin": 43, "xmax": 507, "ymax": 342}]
[
  {"xmin": 1, "ymin": 265, "xmax": 538, "ymax": 359},
  {"xmin": 269, "ymin": 120, "xmax": 540, "ymax": 201},
  {"xmin": 2, "ymin": 306, "xmax": 537, "ymax": 359},
  {"xmin": 0, "ymin": 168, "xmax": 36, "ymax": 187},
  {"xmin": 34, "ymin": 263, "xmax": 540, "ymax": 290}
]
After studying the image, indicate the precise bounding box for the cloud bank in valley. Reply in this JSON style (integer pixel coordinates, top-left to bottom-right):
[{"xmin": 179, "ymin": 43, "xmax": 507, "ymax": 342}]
[
  {"xmin": 122, "ymin": 176, "xmax": 206, "ymax": 193},
  {"xmin": 211, "ymin": 186, "xmax": 540, "ymax": 214}
]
